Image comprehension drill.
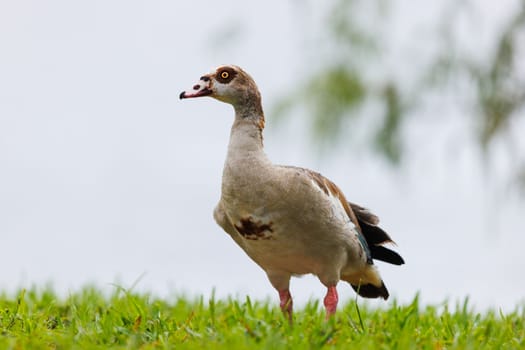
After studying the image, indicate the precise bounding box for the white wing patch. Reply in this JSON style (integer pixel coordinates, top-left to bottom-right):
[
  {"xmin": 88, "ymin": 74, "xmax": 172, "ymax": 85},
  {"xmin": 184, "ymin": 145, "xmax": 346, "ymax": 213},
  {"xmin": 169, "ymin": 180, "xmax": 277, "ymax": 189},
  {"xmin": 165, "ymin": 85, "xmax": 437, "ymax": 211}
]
[{"xmin": 310, "ymin": 179, "xmax": 356, "ymax": 230}]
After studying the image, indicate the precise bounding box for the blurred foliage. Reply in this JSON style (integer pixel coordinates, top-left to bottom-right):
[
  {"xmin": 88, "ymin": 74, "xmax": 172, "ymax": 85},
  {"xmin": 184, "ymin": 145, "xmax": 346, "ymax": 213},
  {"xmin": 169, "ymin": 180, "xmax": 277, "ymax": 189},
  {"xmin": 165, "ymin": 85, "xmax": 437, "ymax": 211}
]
[
  {"xmin": 376, "ymin": 83, "xmax": 403, "ymax": 163},
  {"xmin": 429, "ymin": 0, "xmax": 525, "ymax": 151},
  {"xmin": 276, "ymin": 0, "xmax": 525, "ymax": 186},
  {"xmin": 276, "ymin": 66, "xmax": 366, "ymax": 140},
  {"xmin": 474, "ymin": 5, "xmax": 525, "ymax": 149}
]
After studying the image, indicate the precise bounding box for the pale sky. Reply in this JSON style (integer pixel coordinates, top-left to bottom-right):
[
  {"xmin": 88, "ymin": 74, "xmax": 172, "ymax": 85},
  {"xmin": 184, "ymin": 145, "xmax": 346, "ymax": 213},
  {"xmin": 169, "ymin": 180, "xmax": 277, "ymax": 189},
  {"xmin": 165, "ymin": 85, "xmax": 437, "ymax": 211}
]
[{"xmin": 1, "ymin": 0, "xmax": 523, "ymax": 312}]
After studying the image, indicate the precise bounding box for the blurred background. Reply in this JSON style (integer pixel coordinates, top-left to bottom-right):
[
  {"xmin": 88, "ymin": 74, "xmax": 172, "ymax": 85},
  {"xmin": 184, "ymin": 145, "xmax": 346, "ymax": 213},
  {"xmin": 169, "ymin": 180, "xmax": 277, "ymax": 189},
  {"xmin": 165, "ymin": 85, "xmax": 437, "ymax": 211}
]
[{"xmin": 1, "ymin": 0, "xmax": 524, "ymax": 311}]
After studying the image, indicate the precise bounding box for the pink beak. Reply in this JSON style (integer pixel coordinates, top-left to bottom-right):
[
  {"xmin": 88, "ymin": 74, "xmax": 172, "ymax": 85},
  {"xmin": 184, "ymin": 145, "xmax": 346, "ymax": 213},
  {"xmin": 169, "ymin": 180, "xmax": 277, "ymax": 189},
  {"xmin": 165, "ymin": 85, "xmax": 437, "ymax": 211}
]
[{"xmin": 180, "ymin": 76, "xmax": 213, "ymax": 99}]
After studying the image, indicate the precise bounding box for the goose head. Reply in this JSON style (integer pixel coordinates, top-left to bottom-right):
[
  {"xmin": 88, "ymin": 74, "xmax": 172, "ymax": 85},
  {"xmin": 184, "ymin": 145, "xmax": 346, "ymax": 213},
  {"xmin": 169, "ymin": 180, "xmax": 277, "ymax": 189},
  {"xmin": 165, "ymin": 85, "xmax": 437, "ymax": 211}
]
[{"xmin": 180, "ymin": 65, "xmax": 263, "ymax": 116}]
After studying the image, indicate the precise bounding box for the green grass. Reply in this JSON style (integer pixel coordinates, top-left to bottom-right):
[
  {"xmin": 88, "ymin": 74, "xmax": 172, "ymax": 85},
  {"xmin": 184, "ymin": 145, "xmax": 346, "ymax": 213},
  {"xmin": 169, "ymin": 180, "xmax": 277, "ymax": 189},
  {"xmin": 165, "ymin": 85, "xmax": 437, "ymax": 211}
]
[{"xmin": 0, "ymin": 287, "xmax": 523, "ymax": 349}]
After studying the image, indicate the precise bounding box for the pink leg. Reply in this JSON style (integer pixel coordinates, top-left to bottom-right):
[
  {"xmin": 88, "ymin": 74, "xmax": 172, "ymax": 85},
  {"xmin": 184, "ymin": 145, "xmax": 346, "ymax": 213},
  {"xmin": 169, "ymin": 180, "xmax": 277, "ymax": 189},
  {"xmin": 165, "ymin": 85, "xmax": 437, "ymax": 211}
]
[
  {"xmin": 323, "ymin": 286, "xmax": 339, "ymax": 318},
  {"xmin": 278, "ymin": 289, "xmax": 293, "ymax": 322}
]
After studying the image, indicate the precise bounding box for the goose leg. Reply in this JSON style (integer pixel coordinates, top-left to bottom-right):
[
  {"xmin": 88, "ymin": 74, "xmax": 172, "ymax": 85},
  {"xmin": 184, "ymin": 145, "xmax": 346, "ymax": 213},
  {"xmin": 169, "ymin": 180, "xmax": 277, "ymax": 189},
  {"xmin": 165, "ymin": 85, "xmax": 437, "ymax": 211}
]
[
  {"xmin": 324, "ymin": 285, "xmax": 339, "ymax": 318},
  {"xmin": 278, "ymin": 289, "xmax": 293, "ymax": 322},
  {"xmin": 267, "ymin": 271, "xmax": 292, "ymax": 322}
]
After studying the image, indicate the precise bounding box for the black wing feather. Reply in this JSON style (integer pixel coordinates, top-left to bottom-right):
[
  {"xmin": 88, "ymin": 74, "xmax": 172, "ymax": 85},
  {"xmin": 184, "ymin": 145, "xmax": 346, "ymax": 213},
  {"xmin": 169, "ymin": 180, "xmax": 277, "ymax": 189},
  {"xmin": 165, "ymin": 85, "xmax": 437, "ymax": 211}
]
[{"xmin": 350, "ymin": 202, "xmax": 405, "ymax": 266}]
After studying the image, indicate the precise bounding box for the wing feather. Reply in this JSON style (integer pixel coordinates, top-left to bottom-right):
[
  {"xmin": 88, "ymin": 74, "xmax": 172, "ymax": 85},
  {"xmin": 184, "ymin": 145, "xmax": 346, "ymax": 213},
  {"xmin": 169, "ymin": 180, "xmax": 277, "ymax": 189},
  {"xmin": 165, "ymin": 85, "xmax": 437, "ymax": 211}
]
[{"xmin": 282, "ymin": 166, "xmax": 404, "ymax": 266}]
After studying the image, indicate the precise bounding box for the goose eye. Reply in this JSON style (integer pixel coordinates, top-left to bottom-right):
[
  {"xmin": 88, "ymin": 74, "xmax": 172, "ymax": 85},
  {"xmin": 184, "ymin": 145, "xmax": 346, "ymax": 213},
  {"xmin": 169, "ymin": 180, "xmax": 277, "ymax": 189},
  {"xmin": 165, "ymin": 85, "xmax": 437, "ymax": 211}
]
[{"xmin": 221, "ymin": 71, "xmax": 229, "ymax": 79}]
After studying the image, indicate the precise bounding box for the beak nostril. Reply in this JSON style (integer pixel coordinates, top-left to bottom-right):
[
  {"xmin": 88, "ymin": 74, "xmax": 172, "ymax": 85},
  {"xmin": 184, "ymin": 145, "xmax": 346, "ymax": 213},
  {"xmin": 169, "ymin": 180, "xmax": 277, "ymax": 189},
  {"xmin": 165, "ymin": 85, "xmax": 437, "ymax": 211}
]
[{"xmin": 193, "ymin": 84, "xmax": 200, "ymax": 90}]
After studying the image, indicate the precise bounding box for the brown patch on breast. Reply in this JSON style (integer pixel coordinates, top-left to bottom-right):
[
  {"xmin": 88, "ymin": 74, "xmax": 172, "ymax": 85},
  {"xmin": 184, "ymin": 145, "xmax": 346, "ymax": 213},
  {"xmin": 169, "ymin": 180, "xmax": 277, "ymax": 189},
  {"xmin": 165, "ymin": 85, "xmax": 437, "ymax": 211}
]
[{"xmin": 234, "ymin": 216, "xmax": 274, "ymax": 240}]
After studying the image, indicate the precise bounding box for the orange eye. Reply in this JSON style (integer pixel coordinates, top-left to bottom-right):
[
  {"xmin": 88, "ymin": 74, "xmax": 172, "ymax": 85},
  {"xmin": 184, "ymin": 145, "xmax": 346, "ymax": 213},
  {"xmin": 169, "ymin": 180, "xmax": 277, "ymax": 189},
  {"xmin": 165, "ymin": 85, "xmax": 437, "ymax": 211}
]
[{"xmin": 221, "ymin": 71, "xmax": 229, "ymax": 79}]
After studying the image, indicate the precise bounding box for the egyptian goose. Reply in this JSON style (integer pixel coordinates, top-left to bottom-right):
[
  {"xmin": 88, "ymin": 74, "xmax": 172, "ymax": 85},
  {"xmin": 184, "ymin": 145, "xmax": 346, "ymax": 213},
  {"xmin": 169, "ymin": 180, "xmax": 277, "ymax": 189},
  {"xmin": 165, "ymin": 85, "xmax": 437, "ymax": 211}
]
[{"xmin": 180, "ymin": 65, "xmax": 404, "ymax": 320}]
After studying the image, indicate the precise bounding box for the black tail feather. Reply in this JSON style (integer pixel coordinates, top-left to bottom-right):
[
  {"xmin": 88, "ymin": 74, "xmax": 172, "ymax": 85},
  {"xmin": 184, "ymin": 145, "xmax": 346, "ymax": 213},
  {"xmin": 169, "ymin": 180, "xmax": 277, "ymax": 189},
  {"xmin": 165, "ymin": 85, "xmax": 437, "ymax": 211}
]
[
  {"xmin": 348, "ymin": 202, "xmax": 380, "ymax": 225},
  {"xmin": 349, "ymin": 202, "xmax": 405, "ymax": 266},
  {"xmin": 370, "ymin": 245, "xmax": 405, "ymax": 265},
  {"xmin": 359, "ymin": 221, "xmax": 394, "ymax": 245},
  {"xmin": 351, "ymin": 281, "xmax": 389, "ymax": 300}
]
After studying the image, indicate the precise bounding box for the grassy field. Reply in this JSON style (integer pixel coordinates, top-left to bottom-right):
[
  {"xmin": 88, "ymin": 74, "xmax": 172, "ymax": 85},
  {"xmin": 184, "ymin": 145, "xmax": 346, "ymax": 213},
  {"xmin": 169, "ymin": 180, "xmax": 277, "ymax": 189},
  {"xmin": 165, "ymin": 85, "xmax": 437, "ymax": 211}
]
[{"xmin": 0, "ymin": 287, "xmax": 523, "ymax": 349}]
